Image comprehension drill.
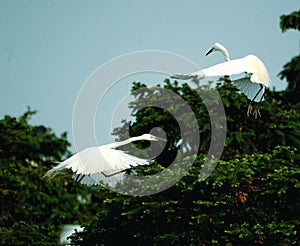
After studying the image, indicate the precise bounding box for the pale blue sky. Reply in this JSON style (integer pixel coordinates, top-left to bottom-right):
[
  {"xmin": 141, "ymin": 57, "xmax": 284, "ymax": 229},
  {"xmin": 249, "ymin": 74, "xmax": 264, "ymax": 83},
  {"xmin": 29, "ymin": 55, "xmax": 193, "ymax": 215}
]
[{"xmin": 0, "ymin": 1, "xmax": 299, "ymax": 149}]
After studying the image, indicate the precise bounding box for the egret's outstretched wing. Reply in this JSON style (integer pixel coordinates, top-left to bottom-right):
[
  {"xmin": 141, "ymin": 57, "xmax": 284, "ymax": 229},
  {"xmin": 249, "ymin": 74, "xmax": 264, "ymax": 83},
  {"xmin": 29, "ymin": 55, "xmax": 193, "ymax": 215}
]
[
  {"xmin": 232, "ymin": 78, "xmax": 265, "ymax": 102},
  {"xmin": 43, "ymin": 146, "xmax": 150, "ymax": 187},
  {"xmin": 201, "ymin": 55, "xmax": 270, "ymax": 87},
  {"xmin": 170, "ymin": 58, "xmax": 248, "ymax": 80},
  {"xmin": 170, "ymin": 74, "xmax": 198, "ymax": 80},
  {"xmin": 200, "ymin": 57, "xmax": 250, "ymax": 77},
  {"xmin": 171, "ymin": 55, "xmax": 270, "ymax": 88},
  {"xmin": 72, "ymin": 171, "xmax": 127, "ymax": 187}
]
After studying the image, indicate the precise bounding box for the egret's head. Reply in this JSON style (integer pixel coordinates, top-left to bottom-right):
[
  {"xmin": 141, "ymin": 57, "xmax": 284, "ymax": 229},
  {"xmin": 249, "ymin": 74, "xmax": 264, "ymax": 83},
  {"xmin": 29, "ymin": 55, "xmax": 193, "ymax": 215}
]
[
  {"xmin": 140, "ymin": 134, "xmax": 167, "ymax": 142},
  {"xmin": 206, "ymin": 42, "xmax": 230, "ymax": 61}
]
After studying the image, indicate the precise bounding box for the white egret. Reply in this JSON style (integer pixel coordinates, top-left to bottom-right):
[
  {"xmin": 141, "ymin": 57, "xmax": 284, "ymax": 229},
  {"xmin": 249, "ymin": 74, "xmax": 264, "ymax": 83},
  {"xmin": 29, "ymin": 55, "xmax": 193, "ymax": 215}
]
[
  {"xmin": 171, "ymin": 42, "xmax": 271, "ymax": 118},
  {"xmin": 43, "ymin": 134, "xmax": 166, "ymax": 187}
]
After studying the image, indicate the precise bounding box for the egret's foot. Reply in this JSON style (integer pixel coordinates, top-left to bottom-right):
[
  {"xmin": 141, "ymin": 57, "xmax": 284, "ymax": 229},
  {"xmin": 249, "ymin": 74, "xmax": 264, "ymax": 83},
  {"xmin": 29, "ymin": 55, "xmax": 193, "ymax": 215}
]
[
  {"xmin": 247, "ymin": 103, "xmax": 253, "ymax": 117},
  {"xmin": 252, "ymin": 107, "xmax": 261, "ymax": 119},
  {"xmin": 247, "ymin": 103, "xmax": 261, "ymax": 119}
]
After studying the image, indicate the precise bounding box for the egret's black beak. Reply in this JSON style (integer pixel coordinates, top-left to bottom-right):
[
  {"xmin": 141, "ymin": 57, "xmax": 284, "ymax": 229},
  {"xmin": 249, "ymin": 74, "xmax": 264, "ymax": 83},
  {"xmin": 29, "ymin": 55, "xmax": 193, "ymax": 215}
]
[
  {"xmin": 206, "ymin": 47, "xmax": 214, "ymax": 56},
  {"xmin": 153, "ymin": 136, "xmax": 167, "ymax": 142}
]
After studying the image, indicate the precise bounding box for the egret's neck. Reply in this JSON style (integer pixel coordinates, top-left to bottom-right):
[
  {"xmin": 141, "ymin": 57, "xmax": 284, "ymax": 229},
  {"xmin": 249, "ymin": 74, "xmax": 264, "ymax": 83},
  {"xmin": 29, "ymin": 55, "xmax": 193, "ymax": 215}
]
[
  {"xmin": 219, "ymin": 47, "xmax": 230, "ymax": 61},
  {"xmin": 223, "ymin": 50, "xmax": 230, "ymax": 61},
  {"xmin": 102, "ymin": 136, "xmax": 140, "ymax": 149}
]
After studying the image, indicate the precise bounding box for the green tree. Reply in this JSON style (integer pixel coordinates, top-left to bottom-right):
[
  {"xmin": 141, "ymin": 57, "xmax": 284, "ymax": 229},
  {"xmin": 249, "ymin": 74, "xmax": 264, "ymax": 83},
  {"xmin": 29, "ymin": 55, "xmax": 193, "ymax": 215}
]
[
  {"xmin": 0, "ymin": 109, "xmax": 103, "ymax": 244},
  {"xmin": 278, "ymin": 10, "xmax": 300, "ymax": 106},
  {"xmin": 280, "ymin": 10, "xmax": 300, "ymax": 32},
  {"xmin": 70, "ymin": 146, "xmax": 299, "ymax": 245}
]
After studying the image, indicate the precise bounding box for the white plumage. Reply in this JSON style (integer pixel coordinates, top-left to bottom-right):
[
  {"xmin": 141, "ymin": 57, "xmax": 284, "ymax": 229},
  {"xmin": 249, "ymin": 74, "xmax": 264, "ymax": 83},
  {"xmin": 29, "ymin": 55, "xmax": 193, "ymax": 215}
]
[
  {"xmin": 43, "ymin": 134, "xmax": 166, "ymax": 187},
  {"xmin": 171, "ymin": 42, "xmax": 271, "ymax": 118}
]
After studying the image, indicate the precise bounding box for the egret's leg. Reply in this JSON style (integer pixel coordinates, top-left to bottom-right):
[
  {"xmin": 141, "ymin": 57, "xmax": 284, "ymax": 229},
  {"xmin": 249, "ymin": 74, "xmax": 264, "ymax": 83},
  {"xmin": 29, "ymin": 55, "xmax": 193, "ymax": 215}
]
[
  {"xmin": 251, "ymin": 84, "xmax": 264, "ymax": 102},
  {"xmin": 75, "ymin": 174, "xmax": 85, "ymax": 183},
  {"xmin": 101, "ymin": 169, "xmax": 127, "ymax": 177},
  {"xmin": 247, "ymin": 103, "xmax": 253, "ymax": 117},
  {"xmin": 247, "ymin": 85, "xmax": 264, "ymax": 118},
  {"xmin": 252, "ymin": 90, "xmax": 265, "ymax": 118},
  {"xmin": 258, "ymin": 90, "xmax": 265, "ymax": 104},
  {"xmin": 252, "ymin": 85, "xmax": 265, "ymax": 118},
  {"xmin": 253, "ymin": 107, "xmax": 261, "ymax": 119}
]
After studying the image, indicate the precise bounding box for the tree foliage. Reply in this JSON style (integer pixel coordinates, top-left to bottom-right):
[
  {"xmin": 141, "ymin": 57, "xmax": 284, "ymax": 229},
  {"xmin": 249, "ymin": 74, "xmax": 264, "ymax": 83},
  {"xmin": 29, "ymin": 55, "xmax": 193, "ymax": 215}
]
[
  {"xmin": 70, "ymin": 146, "xmax": 299, "ymax": 245},
  {"xmin": 278, "ymin": 55, "xmax": 300, "ymax": 105},
  {"xmin": 278, "ymin": 9, "xmax": 300, "ymax": 106},
  {"xmin": 0, "ymin": 109, "xmax": 105, "ymax": 245},
  {"xmin": 280, "ymin": 10, "xmax": 300, "ymax": 32}
]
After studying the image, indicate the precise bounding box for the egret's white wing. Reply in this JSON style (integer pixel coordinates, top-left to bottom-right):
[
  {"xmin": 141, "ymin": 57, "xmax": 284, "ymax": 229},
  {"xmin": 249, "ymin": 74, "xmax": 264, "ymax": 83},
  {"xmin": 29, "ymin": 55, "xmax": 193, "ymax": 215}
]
[
  {"xmin": 44, "ymin": 146, "xmax": 150, "ymax": 186},
  {"xmin": 99, "ymin": 148, "xmax": 150, "ymax": 170},
  {"xmin": 171, "ymin": 57, "xmax": 248, "ymax": 80},
  {"xmin": 232, "ymin": 78, "xmax": 265, "ymax": 102},
  {"xmin": 72, "ymin": 171, "xmax": 127, "ymax": 187},
  {"xmin": 48, "ymin": 147, "xmax": 117, "ymax": 175},
  {"xmin": 170, "ymin": 74, "xmax": 198, "ymax": 80},
  {"xmin": 245, "ymin": 55, "xmax": 271, "ymax": 87},
  {"xmin": 171, "ymin": 55, "xmax": 270, "ymax": 88},
  {"xmin": 71, "ymin": 148, "xmax": 150, "ymax": 187},
  {"xmin": 201, "ymin": 58, "xmax": 249, "ymax": 77},
  {"xmin": 201, "ymin": 55, "xmax": 270, "ymax": 87}
]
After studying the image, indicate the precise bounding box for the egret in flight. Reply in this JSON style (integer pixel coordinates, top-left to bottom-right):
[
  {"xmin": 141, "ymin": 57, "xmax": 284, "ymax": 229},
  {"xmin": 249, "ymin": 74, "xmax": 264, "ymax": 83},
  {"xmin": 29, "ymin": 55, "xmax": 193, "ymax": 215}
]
[
  {"xmin": 171, "ymin": 42, "xmax": 271, "ymax": 118},
  {"xmin": 44, "ymin": 134, "xmax": 166, "ymax": 187}
]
